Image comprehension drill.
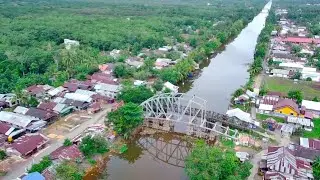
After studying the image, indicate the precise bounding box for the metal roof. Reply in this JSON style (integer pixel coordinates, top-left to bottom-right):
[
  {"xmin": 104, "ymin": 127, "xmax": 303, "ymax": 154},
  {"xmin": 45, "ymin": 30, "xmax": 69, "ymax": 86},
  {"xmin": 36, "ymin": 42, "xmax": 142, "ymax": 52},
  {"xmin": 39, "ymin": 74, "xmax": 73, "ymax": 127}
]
[
  {"xmin": 94, "ymin": 83, "xmax": 120, "ymax": 92},
  {"xmin": 13, "ymin": 106, "xmax": 29, "ymax": 115},
  {"xmin": 0, "ymin": 111, "xmax": 38, "ymax": 128},
  {"xmin": 64, "ymin": 93, "xmax": 92, "ymax": 102},
  {"xmin": 75, "ymin": 89, "xmax": 96, "ymax": 97}
]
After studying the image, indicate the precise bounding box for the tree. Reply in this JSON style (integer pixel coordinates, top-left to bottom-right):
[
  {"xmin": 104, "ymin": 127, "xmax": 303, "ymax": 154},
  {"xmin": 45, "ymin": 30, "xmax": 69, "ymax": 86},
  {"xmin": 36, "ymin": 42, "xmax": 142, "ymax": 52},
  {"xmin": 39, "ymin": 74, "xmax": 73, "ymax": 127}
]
[
  {"xmin": 118, "ymin": 85, "xmax": 154, "ymax": 104},
  {"xmin": 313, "ymin": 97, "xmax": 319, "ymax": 102},
  {"xmin": 114, "ymin": 63, "xmax": 130, "ymax": 78},
  {"xmin": 55, "ymin": 161, "xmax": 83, "ymax": 180},
  {"xmin": 185, "ymin": 140, "xmax": 251, "ymax": 180},
  {"xmin": 306, "ymin": 77, "xmax": 312, "ymax": 81},
  {"xmin": 291, "ymin": 45, "xmax": 302, "ymax": 54},
  {"xmin": 292, "ymin": 71, "xmax": 301, "ymax": 80},
  {"xmin": 79, "ymin": 135, "xmax": 109, "ymax": 157},
  {"xmin": 0, "ymin": 150, "xmax": 7, "ymax": 160},
  {"xmin": 313, "ymin": 157, "xmax": 320, "ymax": 180},
  {"xmin": 107, "ymin": 102, "xmax": 143, "ymax": 139},
  {"xmin": 63, "ymin": 138, "xmax": 73, "ymax": 147},
  {"xmin": 159, "ymin": 68, "xmax": 180, "ymax": 84},
  {"xmin": 153, "ymin": 79, "xmax": 164, "ymax": 91},
  {"xmin": 28, "ymin": 156, "xmax": 52, "ymax": 173},
  {"xmin": 233, "ymin": 88, "xmax": 244, "ymax": 97},
  {"xmin": 28, "ymin": 96, "xmax": 39, "ymax": 107},
  {"xmin": 288, "ymin": 90, "xmax": 303, "ymax": 104}
]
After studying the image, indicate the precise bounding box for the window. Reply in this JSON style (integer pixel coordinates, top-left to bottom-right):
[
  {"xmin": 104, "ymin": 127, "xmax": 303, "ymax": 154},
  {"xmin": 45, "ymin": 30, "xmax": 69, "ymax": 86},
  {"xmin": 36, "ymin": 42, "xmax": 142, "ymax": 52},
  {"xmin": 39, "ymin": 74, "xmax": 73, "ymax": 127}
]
[
  {"xmin": 280, "ymin": 111, "xmax": 282, "ymax": 113},
  {"xmin": 290, "ymin": 113, "xmax": 294, "ymax": 116}
]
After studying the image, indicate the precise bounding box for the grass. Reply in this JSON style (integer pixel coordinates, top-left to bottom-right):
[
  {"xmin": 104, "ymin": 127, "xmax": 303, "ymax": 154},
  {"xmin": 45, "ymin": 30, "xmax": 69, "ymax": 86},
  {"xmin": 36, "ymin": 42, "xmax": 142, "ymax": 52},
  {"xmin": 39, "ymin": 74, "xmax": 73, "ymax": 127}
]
[
  {"xmin": 263, "ymin": 77, "xmax": 320, "ymax": 100},
  {"xmin": 233, "ymin": 104, "xmax": 251, "ymax": 113},
  {"xmin": 303, "ymin": 118, "xmax": 320, "ymax": 138},
  {"xmin": 256, "ymin": 113, "xmax": 285, "ymax": 123}
]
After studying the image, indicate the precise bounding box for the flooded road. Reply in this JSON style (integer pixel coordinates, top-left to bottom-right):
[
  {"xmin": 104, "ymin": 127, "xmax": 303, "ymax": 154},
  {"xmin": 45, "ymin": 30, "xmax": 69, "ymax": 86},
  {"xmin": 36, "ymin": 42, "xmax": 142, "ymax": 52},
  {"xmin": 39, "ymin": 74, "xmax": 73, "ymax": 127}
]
[
  {"xmin": 179, "ymin": 2, "xmax": 271, "ymax": 113},
  {"xmin": 103, "ymin": 2, "xmax": 271, "ymax": 179}
]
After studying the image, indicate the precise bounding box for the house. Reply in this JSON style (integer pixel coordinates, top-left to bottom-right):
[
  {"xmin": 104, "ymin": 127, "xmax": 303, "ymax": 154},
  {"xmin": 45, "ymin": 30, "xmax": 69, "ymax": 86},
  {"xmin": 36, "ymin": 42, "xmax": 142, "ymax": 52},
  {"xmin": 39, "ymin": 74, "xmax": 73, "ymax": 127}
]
[
  {"xmin": 26, "ymin": 85, "xmax": 53, "ymax": 98},
  {"xmin": 301, "ymin": 67, "xmax": 320, "ymax": 82},
  {"xmin": 63, "ymin": 99, "xmax": 89, "ymax": 110},
  {"xmin": 272, "ymin": 53, "xmax": 300, "ymax": 63},
  {"xmin": 286, "ymin": 116, "xmax": 313, "ymax": 129},
  {"xmin": 278, "ymin": 37, "xmax": 320, "ymax": 44},
  {"xmin": 88, "ymin": 102, "xmax": 101, "ymax": 114},
  {"xmin": 64, "ymin": 93, "xmax": 92, "ymax": 103},
  {"xmin": 301, "ymin": 100, "xmax": 320, "ymax": 116},
  {"xmin": 270, "ymin": 69, "xmax": 290, "ymax": 78},
  {"xmin": 98, "ymin": 63, "xmax": 114, "ymax": 74},
  {"xmin": 300, "ymin": 137, "xmax": 320, "ymax": 150},
  {"xmin": 0, "ymin": 111, "xmax": 39, "ymax": 128},
  {"xmin": 50, "ymin": 144, "xmax": 83, "ymax": 161},
  {"xmin": 226, "ymin": 108, "xmax": 256, "ymax": 125},
  {"xmin": 37, "ymin": 102, "xmax": 57, "ymax": 112},
  {"xmin": 273, "ymin": 99, "xmax": 300, "ymax": 117},
  {"xmin": 64, "ymin": 39, "xmax": 79, "ymax": 50},
  {"xmin": 0, "ymin": 93, "xmax": 19, "ymax": 107},
  {"xmin": 257, "ymin": 95, "xmax": 280, "ymax": 114},
  {"xmin": 26, "ymin": 120, "xmax": 47, "ymax": 132},
  {"xmin": 234, "ymin": 94, "xmax": 250, "ymax": 105},
  {"xmin": 0, "ymin": 122, "xmax": 12, "ymax": 135},
  {"xmin": 75, "ymin": 89, "xmax": 96, "ymax": 97},
  {"xmin": 163, "ymin": 82, "xmax": 179, "ymax": 93},
  {"xmin": 47, "ymin": 86, "xmax": 66, "ymax": 97},
  {"xmin": 63, "ymin": 79, "xmax": 93, "ymax": 92},
  {"xmin": 125, "ymin": 57, "xmax": 144, "ymax": 68},
  {"xmin": 13, "ymin": 106, "xmax": 29, "ymax": 115},
  {"xmin": 279, "ymin": 62, "xmax": 304, "ymax": 72},
  {"xmin": 94, "ymin": 83, "xmax": 121, "ymax": 99},
  {"xmin": 300, "ymin": 49, "xmax": 314, "ymax": 55},
  {"xmin": 89, "ymin": 72, "xmax": 118, "ymax": 85},
  {"xmin": 154, "ymin": 58, "xmax": 173, "ymax": 69},
  {"xmin": 265, "ymin": 146, "xmax": 313, "ymax": 179},
  {"xmin": 7, "ymin": 133, "xmax": 49, "ymax": 157},
  {"xmin": 25, "ymin": 108, "xmax": 58, "ymax": 122}
]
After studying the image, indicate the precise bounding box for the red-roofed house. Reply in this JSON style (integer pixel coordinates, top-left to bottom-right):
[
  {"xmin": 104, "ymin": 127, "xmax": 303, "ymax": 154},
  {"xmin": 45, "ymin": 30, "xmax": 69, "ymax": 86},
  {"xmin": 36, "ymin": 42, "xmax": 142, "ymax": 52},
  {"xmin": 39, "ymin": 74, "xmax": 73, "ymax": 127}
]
[
  {"xmin": 88, "ymin": 102, "xmax": 101, "ymax": 114},
  {"xmin": 0, "ymin": 122, "xmax": 11, "ymax": 134},
  {"xmin": 300, "ymin": 137, "xmax": 320, "ymax": 151},
  {"xmin": 37, "ymin": 102, "xmax": 57, "ymax": 111},
  {"xmin": 7, "ymin": 133, "xmax": 49, "ymax": 157},
  {"xmin": 273, "ymin": 99, "xmax": 300, "ymax": 117},
  {"xmin": 50, "ymin": 144, "xmax": 83, "ymax": 161},
  {"xmin": 277, "ymin": 37, "xmax": 320, "ymax": 44},
  {"xmin": 266, "ymin": 146, "xmax": 313, "ymax": 179}
]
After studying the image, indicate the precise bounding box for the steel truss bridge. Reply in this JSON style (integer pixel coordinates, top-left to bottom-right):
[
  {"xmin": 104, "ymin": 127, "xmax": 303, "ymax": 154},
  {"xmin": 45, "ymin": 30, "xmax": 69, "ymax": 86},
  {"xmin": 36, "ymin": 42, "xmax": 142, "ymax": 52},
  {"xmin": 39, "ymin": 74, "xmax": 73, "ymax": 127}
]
[
  {"xmin": 140, "ymin": 93, "xmax": 262, "ymax": 140},
  {"xmin": 137, "ymin": 136, "xmax": 191, "ymax": 168}
]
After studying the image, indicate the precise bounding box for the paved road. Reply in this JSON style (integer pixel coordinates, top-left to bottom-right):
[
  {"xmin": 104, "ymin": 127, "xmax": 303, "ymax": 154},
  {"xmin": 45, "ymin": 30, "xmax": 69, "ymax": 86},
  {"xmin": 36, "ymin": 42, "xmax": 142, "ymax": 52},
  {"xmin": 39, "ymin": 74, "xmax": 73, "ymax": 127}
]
[{"xmin": 6, "ymin": 108, "xmax": 110, "ymax": 180}]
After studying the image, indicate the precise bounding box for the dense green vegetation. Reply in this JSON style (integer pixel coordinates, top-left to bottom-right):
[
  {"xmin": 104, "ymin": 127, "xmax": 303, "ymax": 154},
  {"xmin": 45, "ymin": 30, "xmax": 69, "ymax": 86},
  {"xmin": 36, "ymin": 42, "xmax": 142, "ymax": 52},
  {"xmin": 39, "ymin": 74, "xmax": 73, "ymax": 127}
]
[
  {"xmin": 63, "ymin": 138, "xmax": 73, "ymax": 147},
  {"xmin": 28, "ymin": 156, "xmax": 52, "ymax": 173},
  {"xmin": 107, "ymin": 102, "xmax": 143, "ymax": 139},
  {"xmin": 185, "ymin": 140, "xmax": 252, "ymax": 180},
  {"xmin": 0, "ymin": 0, "xmax": 265, "ymax": 93},
  {"xmin": 247, "ymin": 9, "xmax": 276, "ymax": 88},
  {"xmin": 79, "ymin": 135, "xmax": 109, "ymax": 157},
  {"xmin": 55, "ymin": 161, "xmax": 84, "ymax": 180},
  {"xmin": 313, "ymin": 157, "xmax": 320, "ymax": 180}
]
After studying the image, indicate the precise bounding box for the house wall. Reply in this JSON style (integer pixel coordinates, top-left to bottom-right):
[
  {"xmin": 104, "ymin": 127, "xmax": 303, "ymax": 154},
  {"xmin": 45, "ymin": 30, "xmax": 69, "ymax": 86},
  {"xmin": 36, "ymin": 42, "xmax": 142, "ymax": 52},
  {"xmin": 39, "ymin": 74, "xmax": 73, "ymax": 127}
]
[{"xmin": 274, "ymin": 106, "xmax": 298, "ymax": 117}]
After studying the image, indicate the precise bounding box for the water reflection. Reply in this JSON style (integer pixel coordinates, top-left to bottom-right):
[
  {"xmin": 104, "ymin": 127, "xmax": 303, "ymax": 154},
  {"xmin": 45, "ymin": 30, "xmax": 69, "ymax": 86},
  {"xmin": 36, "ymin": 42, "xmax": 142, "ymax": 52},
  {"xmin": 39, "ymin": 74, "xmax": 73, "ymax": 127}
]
[{"xmin": 106, "ymin": 133, "xmax": 192, "ymax": 180}]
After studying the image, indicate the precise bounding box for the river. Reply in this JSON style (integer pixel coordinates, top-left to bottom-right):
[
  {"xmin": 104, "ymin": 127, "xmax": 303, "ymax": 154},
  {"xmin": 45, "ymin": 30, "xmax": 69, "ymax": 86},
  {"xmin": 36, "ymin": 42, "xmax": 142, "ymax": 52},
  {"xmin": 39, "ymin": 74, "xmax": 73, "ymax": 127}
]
[
  {"xmin": 179, "ymin": 1, "xmax": 272, "ymax": 113},
  {"xmin": 103, "ymin": 2, "xmax": 271, "ymax": 179}
]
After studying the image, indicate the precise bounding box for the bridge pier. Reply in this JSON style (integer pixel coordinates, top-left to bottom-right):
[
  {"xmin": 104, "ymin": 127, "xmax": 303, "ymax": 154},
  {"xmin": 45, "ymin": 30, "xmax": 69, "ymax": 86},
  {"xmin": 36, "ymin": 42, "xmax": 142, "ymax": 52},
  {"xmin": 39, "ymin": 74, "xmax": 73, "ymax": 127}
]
[{"xmin": 144, "ymin": 118, "xmax": 174, "ymax": 132}]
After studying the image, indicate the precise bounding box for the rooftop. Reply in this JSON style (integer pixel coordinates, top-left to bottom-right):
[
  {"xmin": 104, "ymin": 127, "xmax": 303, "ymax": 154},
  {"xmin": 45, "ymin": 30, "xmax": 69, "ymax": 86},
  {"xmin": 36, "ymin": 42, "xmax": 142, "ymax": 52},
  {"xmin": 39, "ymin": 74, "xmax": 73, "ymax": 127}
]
[
  {"xmin": 10, "ymin": 133, "xmax": 48, "ymax": 156},
  {"xmin": 0, "ymin": 111, "xmax": 38, "ymax": 128},
  {"xmin": 26, "ymin": 108, "xmax": 57, "ymax": 121},
  {"xmin": 273, "ymin": 99, "xmax": 299, "ymax": 113},
  {"xmin": 302, "ymin": 100, "xmax": 320, "ymax": 111},
  {"xmin": 50, "ymin": 144, "xmax": 83, "ymax": 161}
]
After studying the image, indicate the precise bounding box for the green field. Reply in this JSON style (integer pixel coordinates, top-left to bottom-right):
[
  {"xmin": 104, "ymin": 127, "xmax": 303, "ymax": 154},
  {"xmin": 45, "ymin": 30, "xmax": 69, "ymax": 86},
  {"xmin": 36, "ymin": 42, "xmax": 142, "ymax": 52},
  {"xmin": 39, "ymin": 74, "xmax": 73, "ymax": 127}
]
[
  {"xmin": 263, "ymin": 77, "xmax": 320, "ymax": 100},
  {"xmin": 303, "ymin": 119, "xmax": 320, "ymax": 138},
  {"xmin": 256, "ymin": 113, "xmax": 285, "ymax": 123}
]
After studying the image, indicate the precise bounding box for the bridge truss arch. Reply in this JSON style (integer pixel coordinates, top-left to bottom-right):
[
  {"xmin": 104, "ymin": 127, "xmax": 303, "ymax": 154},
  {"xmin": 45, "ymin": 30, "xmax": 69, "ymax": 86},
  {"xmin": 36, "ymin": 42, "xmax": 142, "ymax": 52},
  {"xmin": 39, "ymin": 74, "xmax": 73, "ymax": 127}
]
[{"xmin": 140, "ymin": 93, "xmax": 238, "ymax": 139}]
